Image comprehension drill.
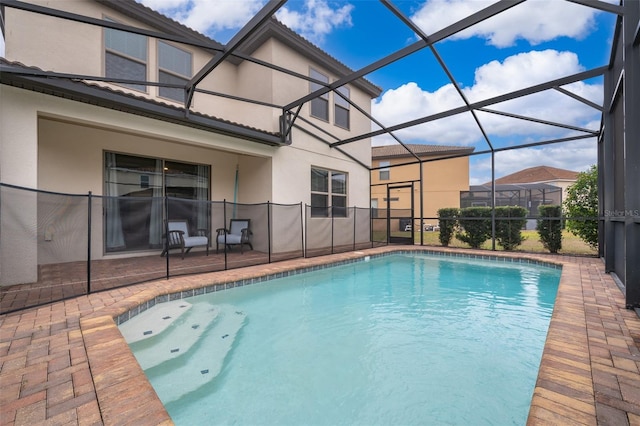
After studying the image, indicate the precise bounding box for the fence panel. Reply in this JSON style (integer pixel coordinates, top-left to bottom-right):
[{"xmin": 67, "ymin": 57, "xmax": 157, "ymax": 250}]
[
  {"xmin": 1, "ymin": 186, "xmax": 90, "ymax": 313},
  {"xmin": 332, "ymin": 207, "xmax": 356, "ymax": 253},
  {"xmin": 354, "ymin": 207, "xmax": 374, "ymax": 250},
  {"xmin": 271, "ymin": 202, "xmax": 304, "ymax": 262},
  {"xmin": 1, "ymin": 184, "xmax": 380, "ymax": 314},
  {"xmin": 305, "ymin": 206, "xmax": 333, "ymax": 257}
]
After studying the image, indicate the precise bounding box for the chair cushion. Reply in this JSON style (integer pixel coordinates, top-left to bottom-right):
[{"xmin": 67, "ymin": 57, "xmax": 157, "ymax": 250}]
[
  {"xmin": 183, "ymin": 236, "xmax": 208, "ymax": 248},
  {"xmin": 229, "ymin": 220, "xmax": 249, "ymax": 235},
  {"xmin": 168, "ymin": 221, "xmax": 189, "ymax": 236},
  {"xmin": 217, "ymin": 234, "xmax": 242, "ymax": 245}
]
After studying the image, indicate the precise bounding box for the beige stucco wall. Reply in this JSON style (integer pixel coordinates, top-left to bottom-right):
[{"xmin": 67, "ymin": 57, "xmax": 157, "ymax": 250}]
[
  {"xmin": 1, "ymin": 1, "xmax": 376, "ymax": 284},
  {"xmin": 4, "ymin": 1, "xmax": 376, "ymax": 144},
  {"xmin": 371, "ymin": 155, "xmax": 470, "ymax": 221}
]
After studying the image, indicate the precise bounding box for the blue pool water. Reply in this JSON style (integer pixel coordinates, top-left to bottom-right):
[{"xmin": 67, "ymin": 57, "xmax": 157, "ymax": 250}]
[{"xmin": 124, "ymin": 253, "xmax": 561, "ymax": 425}]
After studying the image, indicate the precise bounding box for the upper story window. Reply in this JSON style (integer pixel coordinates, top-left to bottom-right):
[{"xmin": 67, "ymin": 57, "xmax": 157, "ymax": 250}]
[
  {"xmin": 311, "ymin": 167, "xmax": 347, "ymax": 217},
  {"xmin": 158, "ymin": 41, "xmax": 192, "ymax": 102},
  {"xmin": 379, "ymin": 161, "xmax": 390, "ymax": 180},
  {"xmin": 334, "ymin": 86, "xmax": 350, "ymax": 129},
  {"xmin": 104, "ymin": 18, "xmax": 147, "ymax": 92},
  {"xmin": 309, "ymin": 68, "xmax": 329, "ymax": 121}
]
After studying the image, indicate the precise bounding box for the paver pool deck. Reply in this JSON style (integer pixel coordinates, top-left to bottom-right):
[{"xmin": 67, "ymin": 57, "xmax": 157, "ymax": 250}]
[{"xmin": 1, "ymin": 246, "xmax": 639, "ymax": 425}]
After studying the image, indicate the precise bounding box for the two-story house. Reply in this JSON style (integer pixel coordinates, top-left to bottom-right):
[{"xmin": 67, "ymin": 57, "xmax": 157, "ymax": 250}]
[
  {"xmin": 371, "ymin": 143, "xmax": 474, "ymax": 232},
  {"xmin": 0, "ymin": 0, "xmax": 381, "ymax": 284}
]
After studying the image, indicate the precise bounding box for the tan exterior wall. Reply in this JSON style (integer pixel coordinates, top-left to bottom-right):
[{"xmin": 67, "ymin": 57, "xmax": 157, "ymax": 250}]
[
  {"xmin": 371, "ymin": 155, "xmax": 470, "ymax": 221},
  {"xmin": 1, "ymin": 2, "xmax": 376, "ymax": 284}
]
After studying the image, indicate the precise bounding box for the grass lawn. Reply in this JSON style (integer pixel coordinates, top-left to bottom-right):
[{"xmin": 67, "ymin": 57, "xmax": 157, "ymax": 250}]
[{"xmin": 396, "ymin": 230, "xmax": 597, "ymax": 256}]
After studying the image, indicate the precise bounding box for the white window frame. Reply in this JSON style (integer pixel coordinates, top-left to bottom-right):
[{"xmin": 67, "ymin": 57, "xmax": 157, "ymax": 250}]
[
  {"xmin": 334, "ymin": 86, "xmax": 350, "ymax": 129},
  {"xmin": 379, "ymin": 161, "xmax": 390, "ymax": 180},
  {"xmin": 309, "ymin": 68, "xmax": 330, "ymax": 121},
  {"xmin": 103, "ymin": 17, "xmax": 148, "ymax": 93},
  {"xmin": 157, "ymin": 40, "xmax": 192, "ymax": 102},
  {"xmin": 311, "ymin": 167, "xmax": 348, "ymax": 218}
]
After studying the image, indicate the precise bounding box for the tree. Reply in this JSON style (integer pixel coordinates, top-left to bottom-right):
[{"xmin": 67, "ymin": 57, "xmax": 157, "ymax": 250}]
[
  {"xmin": 494, "ymin": 206, "xmax": 528, "ymax": 251},
  {"xmin": 456, "ymin": 207, "xmax": 492, "ymax": 249},
  {"xmin": 563, "ymin": 165, "xmax": 598, "ymax": 249},
  {"xmin": 537, "ymin": 205, "xmax": 562, "ymax": 253},
  {"xmin": 437, "ymin": 207, "xmax": 459, "ymax": 247}
]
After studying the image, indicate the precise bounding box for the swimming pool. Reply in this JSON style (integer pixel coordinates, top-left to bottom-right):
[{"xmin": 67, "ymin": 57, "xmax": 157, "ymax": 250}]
[{"xmin": 121, "ymin": 252, "xmax": 561, "ymax": 425}]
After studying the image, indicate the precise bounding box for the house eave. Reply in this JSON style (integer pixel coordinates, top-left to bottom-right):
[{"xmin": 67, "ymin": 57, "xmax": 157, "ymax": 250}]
[
  {"xmin": 0, "ymin": 68, "xmax": 284, "ymax": 147},
  {"xmin": 238, "ymin": 19, "xmax": 382, "ymax": 98}
]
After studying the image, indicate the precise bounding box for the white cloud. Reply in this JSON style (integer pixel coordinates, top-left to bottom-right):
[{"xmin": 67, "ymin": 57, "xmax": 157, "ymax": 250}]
[
  {"xmin": 371, "ymin": 50, "xmax": 602, "ymax": 146},
  {"xmin": 139, "ymin": 0, "xmax": 187, "ymax": 9},
  {"xmin": 139, "ymin": 0, "xmax": 353, "ymax": 43},
  {"xmin": 140, "ymin": 0, "xmax": 264, "ymax": 33},
  {"xmin": 276, "ymin": 0, "xmax": 354, "ymax": 43},
  {"xmin": 469, "ymin": 140, "xmax": 597, "ymax": 185},
  {"xmin": 411, "ymin": 0, "xmax": 599, "ymax": 47}
]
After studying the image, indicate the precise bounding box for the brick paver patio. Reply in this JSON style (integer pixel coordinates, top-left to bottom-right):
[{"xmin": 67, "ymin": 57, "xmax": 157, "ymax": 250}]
[{"xmin": 1, "ymin": 246, "xmax": 638, "ymax": 425}]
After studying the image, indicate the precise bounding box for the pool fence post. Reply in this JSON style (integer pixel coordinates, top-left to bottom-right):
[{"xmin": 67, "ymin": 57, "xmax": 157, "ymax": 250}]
[
  {"xmin": 267, "ymin": 201, "xmax": 271, "ymax": 264},
  {"xmin": 223, "ymin": 199, "xmax": 227, "ymax": 270},
  {"xmin": 353, "ymin": 207, "xmax": 356, "ymax": 251},
  {"xmin": 165, "ymin": 195, "xmax": 170, "ymax": 279},
  {"xmin": 87, "ymin": 191, "xmax": 92, "ymax": 294},
  {"xmin": 300, "ymin": 203, "xmax": 305, "ymax": 258},
  {"xmin": 331, "ymin": 206, "xmax": 335, "ymax": 254}
]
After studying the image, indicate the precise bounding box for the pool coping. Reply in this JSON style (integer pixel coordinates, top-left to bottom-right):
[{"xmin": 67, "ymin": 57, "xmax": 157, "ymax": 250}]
[{"xmin": 2, "ymin": 246, "xmax": 638, "ymax": 424}]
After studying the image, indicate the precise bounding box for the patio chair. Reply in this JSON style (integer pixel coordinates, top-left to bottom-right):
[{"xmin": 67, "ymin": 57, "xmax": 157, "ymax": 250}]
[
  {"xmin": 216, "ymin": 219, "xmax": 253, "ymax": 253},
  {"xmin": 161, "ymin": 220, "xmax": 209, "ymax": 259}
]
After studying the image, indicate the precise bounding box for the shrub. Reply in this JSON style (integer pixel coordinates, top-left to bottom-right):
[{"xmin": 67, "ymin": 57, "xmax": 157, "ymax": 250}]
[
  {"xmin": 437, "ymin": 207, "xmax": 459, "ymax": 247},
  {"xmin": 564, "ymin": 165, "xmax": 598, "ymax": 249},
  {"xmin": 456, "ymin": 207, "xmax": 492, "ymax": 248},
  {"xmin": 494, "ymin": 206, "xmax": 528, "ymax": 250},
  {"xmin": 537, "ymin": 205, "xmax": 563, "ymax": 253}
]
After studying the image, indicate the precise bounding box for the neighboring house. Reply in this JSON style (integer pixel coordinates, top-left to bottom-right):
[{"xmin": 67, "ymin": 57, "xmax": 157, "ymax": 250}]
[
  {"xmin": 492, "ymin": 165, "xmax": 579, "ymax": 202},
  {"xmin": 371, "ymin": 144, "xmax": 474, "ymax": 230},
  {"xmin": 460, "ymin": 165, "xmax": 579, "ymax": 229},
  {"xmin": 0, "ymin": 0, "xmax": 380, "ymax": 284}
]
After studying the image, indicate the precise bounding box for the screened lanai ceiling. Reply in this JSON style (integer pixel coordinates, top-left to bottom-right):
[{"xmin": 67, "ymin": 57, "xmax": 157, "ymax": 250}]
[{"xmin": 0, "ymin": 0, "xmax": 621, "ymax": 183}]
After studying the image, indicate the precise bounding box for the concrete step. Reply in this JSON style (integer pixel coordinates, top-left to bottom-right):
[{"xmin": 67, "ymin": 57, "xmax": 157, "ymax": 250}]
[
  {"xmin": 144, "ymin": 304, "xmax": 247, "ymax": 404},
  {"xmin": 126, "ymin": 302, "xmax": 220, "ymax": 370},
  {"xmin": 119, "ymin": 299, "xmax": 193, "ymax": 344}
]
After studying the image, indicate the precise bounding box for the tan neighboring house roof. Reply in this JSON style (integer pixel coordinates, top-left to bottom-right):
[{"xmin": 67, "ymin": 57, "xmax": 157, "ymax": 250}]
[
  {"xmin": 492, "ymin": 166, "xmax": 579, "ymax": 185},
  {"xmin": 372, "ymin": 144, "xmax": 474, "ymax": 160}
]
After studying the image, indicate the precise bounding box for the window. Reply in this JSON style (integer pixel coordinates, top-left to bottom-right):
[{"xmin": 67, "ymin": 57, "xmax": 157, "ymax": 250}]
[
  {"xmin": 104, "ymin": 152, "xmax": 209, "ymax": 253},
  {"xmin": 158, "ymin": 41, "xmax": 192, "ymax": 102},
  {"xmin": 309, "ymin": 68, "xmax": 329, "ymax": 121},
  {"xmin": 104, "ymin": 18, "xmax": 147, "ymax": 92},
  {"xmin": 311, "ymin": 168, "xmax": 347, "ymax": 217},
  {"xmin": 379, "ymin": 161, "xmax": 390, "ymax": 180},
  {"xmin": 334, "ymin": 86, "xmax": 350, "ymax": 129}
]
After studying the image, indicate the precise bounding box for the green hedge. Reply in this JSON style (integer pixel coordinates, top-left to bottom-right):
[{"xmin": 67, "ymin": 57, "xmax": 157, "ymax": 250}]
[
  {"xmin": 456, "ymin": 207, "xmax": 492, "ymax": 248},
  {"xmin": 437, "ymin": 207, "xmax": 459, "ymax": 247},
  {"xmin": 536, "ymin": 205, "xmax": 562, "ymax": 253},
  {"xmin": 494, "ymin": 206, "xmax": 528, "ymax": 251}
]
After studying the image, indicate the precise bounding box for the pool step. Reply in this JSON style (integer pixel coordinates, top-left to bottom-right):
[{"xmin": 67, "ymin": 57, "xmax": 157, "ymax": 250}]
[
  {"xmin": 126, "ymin": 302, "xmax": 220, "ymax": 370},
  {"xmin": 144, "ymin": 304, "xmax": 247, "ymax": 404},
  {"xmin": 119, "ymin": 299, "xmax": 193, "ymax": 344}
]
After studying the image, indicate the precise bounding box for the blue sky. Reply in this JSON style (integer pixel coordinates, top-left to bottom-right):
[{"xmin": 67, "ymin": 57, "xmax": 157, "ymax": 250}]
[{"xmin": 0, "ymin": 0, "xmax": 618, "ymax": 184}]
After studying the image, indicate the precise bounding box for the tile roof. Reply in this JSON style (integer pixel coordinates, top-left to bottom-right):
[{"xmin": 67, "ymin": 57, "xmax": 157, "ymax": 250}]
[
  {"xmin": 372, "ymin": 143, "xmax": 475, "ymax": 159},
  {"xmin": 492, "ymin": 165, "xmax": 579, "ymax": 184},
  {"xmin": 100, "ymin": 0, "xmax": 381, "ymax": 97},
  {"xmin": 0, "ymin": 58, "xmax": 282, "ymax": 146}
]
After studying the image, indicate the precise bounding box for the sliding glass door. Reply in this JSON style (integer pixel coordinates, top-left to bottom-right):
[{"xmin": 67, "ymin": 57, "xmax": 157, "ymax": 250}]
[{"xmin": 104, "ymin": 152, "xmax": 210, "ymax": 253}]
